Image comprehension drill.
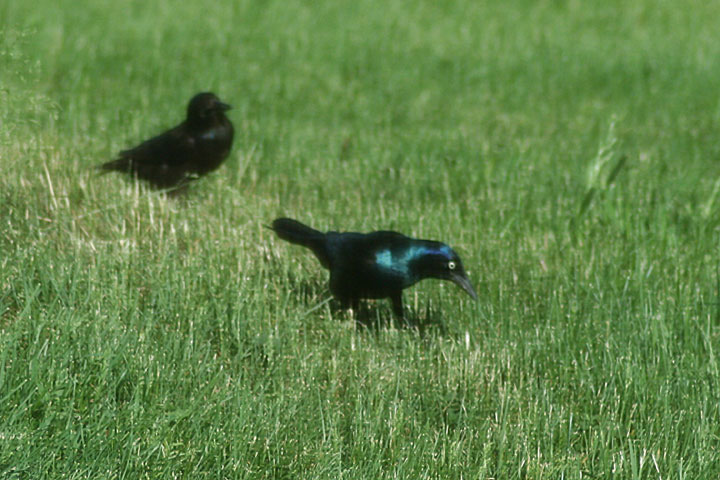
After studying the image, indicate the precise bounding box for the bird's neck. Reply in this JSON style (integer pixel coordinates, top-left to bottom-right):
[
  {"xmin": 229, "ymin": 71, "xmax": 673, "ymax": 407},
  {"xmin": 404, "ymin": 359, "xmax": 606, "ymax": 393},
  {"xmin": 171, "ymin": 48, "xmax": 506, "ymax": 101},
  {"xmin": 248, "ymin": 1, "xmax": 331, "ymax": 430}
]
[
  {"xmin": 188, "ymin": 115, "xmax": 227, "ymax": 131},
  {"xmin": 407, "ymin": 242, "xmax": 452, "ymax": 280},
  {"xmin": 375, "ymin": 241, "xmax": 449, "ymax": 285}
]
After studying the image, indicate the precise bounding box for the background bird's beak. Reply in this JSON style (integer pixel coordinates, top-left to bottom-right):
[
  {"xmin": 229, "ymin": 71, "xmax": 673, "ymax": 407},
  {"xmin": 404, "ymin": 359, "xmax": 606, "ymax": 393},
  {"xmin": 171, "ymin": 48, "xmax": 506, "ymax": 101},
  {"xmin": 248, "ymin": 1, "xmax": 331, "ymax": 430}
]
[
  {"xmin": 449, "ymin": 272, "xmax": 478, "ymax": 301},
  {"xmin": 218, "ymin": 102, "xmax": 232, "ymax": 111}
]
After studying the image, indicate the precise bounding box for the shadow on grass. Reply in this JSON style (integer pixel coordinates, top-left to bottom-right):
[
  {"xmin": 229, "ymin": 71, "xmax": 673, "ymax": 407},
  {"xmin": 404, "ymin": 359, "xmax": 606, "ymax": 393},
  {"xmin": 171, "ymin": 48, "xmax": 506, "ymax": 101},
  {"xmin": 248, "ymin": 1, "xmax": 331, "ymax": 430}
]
[
  {"xmin": 288, "ymin": 278, "xmax": 449, "ymax": 334},
  {"xmin": 347, "ymin": 300, "xmax": 448, "ymax": 336}
]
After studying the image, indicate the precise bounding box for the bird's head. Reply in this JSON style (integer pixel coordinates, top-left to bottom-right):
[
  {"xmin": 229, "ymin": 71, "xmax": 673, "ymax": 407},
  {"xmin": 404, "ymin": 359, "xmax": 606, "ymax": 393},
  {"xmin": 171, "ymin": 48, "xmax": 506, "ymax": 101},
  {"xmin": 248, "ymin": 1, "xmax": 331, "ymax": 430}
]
[
  {"xmin": 187, "ymin": 92, "xmax": 232, "ymax": 124},
  {"xmin": 411, "ymin": 243, "xmax": 478, "ymax": 301}
]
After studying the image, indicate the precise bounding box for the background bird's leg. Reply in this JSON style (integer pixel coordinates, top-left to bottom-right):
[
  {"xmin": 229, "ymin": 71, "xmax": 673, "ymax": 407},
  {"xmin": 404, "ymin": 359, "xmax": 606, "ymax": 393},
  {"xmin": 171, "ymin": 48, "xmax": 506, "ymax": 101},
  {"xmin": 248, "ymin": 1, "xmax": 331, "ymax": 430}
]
[
  {"xmin": 390, "ymin": 292, "xmax": 404, "ymax": 318},
  {"xmin": 339, "ymin": 296, "xmax": 360, "ymax": 314},
  {"xmin": 350, "ymin": 298, "xmax": 360, "ymax": 312}
]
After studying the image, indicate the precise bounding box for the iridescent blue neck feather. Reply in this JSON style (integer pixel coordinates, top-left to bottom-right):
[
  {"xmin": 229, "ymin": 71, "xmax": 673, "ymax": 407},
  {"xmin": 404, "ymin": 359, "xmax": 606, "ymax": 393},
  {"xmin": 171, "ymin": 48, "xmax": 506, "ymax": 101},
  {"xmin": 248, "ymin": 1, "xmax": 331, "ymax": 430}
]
[{"xmin": 374, "ymin": 243, "xmax": 452, "ymax": 286}]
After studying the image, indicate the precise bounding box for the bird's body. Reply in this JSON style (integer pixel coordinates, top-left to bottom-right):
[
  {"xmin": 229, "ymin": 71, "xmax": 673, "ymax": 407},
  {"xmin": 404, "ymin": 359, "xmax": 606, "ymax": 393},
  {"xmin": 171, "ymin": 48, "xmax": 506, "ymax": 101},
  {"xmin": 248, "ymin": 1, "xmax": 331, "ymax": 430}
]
[
  {"xmin": 100, "ymin": 92, "xmax": 234, "ymax": 189},
  {"xmin": 271, "ymin": 218, "xmax": 477, "ymax": 317}
]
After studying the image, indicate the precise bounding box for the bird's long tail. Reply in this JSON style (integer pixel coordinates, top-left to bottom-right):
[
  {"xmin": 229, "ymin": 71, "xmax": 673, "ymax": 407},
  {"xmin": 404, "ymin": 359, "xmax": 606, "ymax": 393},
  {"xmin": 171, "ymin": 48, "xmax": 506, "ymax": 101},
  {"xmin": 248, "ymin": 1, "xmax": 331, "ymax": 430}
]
[
  {"xmin": 271, "ymin": 218, "xmax": 324, "ymax": 248},
  {"xmin": 271, "ymin": 218, "xmax": 330, "ymax": 267},
  {"xmin": 98, "ymin": 157, "xmax": 131, "ymax": 173}
]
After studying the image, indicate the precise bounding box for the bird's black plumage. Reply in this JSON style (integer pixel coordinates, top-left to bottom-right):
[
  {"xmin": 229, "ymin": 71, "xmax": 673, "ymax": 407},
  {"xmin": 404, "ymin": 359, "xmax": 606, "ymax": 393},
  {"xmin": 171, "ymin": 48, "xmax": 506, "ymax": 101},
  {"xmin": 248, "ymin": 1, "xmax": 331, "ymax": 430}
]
[
  {"xmin": 100, "ymin": 92, "xmax": 234, "ymax": 189},
  {"xmin": 271, "ymin": 218, "xmax": 478, "ymax": 318}
]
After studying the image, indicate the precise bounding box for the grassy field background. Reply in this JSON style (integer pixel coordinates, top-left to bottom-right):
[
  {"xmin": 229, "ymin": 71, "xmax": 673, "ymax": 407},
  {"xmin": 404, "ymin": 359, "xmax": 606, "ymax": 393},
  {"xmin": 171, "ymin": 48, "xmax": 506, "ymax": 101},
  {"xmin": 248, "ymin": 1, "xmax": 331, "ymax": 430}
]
[{"xmin": 2, "ymin": 0, "xmax": 720, "ymax": 478}]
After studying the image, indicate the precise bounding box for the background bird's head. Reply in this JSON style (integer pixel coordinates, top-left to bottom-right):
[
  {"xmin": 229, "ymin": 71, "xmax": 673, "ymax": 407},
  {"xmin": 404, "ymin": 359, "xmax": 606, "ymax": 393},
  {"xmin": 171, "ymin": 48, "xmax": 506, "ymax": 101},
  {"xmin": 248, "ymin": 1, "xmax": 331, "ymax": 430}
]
[
  {"xmin": 186, "ymin": 92, "xmax": 232, "ymax": 125},
  {"xmin": 410, "ymin": 243, "xmax": 478, "ymax": 300}
]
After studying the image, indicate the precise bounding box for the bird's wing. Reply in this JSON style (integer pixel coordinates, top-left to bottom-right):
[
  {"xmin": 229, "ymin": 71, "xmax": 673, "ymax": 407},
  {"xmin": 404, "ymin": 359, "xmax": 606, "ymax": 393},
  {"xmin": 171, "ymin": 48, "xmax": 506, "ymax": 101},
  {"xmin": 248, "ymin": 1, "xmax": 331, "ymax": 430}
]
[
  {"xmin": 119, "ymin": 124, "xmax": 195, "ymax": 166},
  {"xmin": 360, "ymin": 231, "xmax": 412, "ymax": 277}
]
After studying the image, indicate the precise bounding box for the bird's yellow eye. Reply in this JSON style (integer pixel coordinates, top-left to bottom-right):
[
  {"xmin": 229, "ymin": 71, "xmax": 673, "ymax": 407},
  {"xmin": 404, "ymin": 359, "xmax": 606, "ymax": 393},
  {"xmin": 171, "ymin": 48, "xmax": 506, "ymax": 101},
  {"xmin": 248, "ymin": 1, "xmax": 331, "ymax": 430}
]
[{"xmin": 448, "ymin": 261, "xmax": 456, "ymax": 270}]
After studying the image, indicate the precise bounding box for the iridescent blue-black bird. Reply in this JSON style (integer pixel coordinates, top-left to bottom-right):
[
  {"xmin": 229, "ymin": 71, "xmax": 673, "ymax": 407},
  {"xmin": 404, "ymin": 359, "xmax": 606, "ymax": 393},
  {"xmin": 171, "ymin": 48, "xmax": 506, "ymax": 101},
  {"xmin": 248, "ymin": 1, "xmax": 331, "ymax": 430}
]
[
  {"xmin": 271, "ymin": 218, "xmax": 478, "ymax": 318},
  {"xmin": 100, "ymin": 92, "xmax": 234, "ymax": 189}
]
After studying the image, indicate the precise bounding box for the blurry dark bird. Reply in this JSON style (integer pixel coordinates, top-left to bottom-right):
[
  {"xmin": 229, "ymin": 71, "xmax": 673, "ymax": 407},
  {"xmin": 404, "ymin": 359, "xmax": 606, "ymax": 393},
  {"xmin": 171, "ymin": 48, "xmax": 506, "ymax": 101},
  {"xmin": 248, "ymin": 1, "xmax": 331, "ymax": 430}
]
[
  {"xmin": 270, "ymin": 218, "xmax": 478, "ymax": 318},
  {"xmin": 100, "ymin": 92, "xmax": 234, "ymax": 189}
]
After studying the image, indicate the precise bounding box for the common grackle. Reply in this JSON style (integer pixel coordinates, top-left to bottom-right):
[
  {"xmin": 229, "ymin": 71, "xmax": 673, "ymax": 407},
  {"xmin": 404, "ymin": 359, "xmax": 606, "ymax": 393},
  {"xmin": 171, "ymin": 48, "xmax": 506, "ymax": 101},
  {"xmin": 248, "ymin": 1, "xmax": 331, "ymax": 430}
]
[
  {"xmin": 100, "ymin": 92, "xmax": 234, "ymax": 189},
  {"xmin": 271, "ymin": 218, "xmax": 478, "ymax": 318}
]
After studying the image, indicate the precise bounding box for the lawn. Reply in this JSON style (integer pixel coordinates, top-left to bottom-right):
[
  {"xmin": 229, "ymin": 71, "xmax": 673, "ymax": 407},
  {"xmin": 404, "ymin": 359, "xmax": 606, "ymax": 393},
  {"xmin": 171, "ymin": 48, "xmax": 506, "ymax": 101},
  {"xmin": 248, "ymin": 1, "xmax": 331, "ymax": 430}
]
[{"xmin": 2, "ymin": 0, "xmax": 720, "ymax": 478}]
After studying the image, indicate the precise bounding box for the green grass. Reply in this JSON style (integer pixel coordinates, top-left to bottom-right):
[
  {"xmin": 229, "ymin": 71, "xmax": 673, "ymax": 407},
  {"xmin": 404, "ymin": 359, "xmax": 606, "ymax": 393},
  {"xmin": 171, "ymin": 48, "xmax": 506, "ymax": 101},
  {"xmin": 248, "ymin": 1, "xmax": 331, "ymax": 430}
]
[{"xmin": 2, "ymin": 0, "xmax": 720, "ymax": 477}]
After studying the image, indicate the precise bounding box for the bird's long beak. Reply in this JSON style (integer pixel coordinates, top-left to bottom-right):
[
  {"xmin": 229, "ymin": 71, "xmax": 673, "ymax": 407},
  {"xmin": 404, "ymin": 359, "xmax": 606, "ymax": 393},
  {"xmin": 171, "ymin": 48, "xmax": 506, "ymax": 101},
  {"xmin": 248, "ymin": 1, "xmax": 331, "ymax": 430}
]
[
  {"xmin": 449, "ymin": 272, "xmax": 478, "ymax": 301},
  {"xmin": 218, "ymin": 102, "xmax": 232, "ymax": 111}
]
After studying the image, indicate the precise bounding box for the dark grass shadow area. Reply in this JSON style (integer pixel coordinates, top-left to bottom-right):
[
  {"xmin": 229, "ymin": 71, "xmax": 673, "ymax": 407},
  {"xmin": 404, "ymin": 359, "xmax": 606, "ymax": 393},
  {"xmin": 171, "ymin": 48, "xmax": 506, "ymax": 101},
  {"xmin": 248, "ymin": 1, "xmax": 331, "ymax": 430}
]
[
  {"xmin": 284, "ymin": 283, "xmax": 449, "ymax": 334},
  {"xmin": 349, "ymin": 299, "xmax": 448, "ymax": 336}
]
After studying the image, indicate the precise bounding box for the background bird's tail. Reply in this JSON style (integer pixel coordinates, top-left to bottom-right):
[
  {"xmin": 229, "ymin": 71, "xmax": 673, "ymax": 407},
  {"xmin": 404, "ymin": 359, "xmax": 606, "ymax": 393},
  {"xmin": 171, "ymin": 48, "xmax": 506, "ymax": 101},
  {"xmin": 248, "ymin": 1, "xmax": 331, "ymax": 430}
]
[
  {"xmin": 98, "ymin": 158, "xmax": 131, "ymax": 173},
  {"xmin": 271, "ymin": 218, "xmax": 330, "ymax": 267}
]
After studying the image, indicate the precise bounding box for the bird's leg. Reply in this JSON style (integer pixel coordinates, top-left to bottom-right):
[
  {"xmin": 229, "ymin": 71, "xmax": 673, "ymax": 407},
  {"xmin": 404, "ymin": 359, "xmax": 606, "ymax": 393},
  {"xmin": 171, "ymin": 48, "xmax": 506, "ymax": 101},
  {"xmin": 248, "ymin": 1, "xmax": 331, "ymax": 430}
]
[
  {"xmin": 350, "ymin": 298, "xmax": 360, "ymax": 313},
  {"xmin": 390, "ymin": 291, "xmax": 405, "ymax": 319},
  {"xmin": 339, "ymin": 296, "xmax": 360, "ymax": 316}
]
